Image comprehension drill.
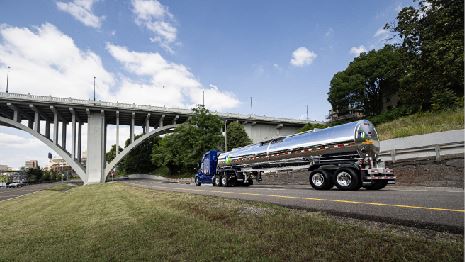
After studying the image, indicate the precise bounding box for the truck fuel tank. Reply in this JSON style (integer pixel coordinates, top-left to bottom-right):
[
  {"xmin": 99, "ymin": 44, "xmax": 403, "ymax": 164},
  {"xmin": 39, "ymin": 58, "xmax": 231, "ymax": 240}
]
[{"xmin": 218, "ymin": 120, "xmax": 380, "ymax": 167}]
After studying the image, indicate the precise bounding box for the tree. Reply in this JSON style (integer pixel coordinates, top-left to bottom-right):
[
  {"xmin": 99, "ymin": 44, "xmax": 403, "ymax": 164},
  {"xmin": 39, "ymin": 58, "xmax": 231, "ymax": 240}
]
[
  {"xmin": 119, "ymin": 135, "xmax": 160, "ymax": 174},
  {"xmin": 106, "ymin": 135, "xmax": 160, "ymax": 174},
  {"xmin": 26, "ymin": 168, "xmax": 43, "ymax": 183},
  {"xmin": 328, "ymin": 45, "xmax": 403, "ymax": 116},
  {"xmin": 152, "ymin": 105, "xmax": 223, "ymax": 175},
  {"xmin": 298, "ymin": 122, "xmax": 327, "ymax": 133},
  {"xmin": 106, "ymin": 144, "xmax": 123, "ymax": 163},
  {"xmin": 387, "ymin": 0, "xmax": 464, "ymax": 110},
  {"xmin": 226, "ymin": 121, "xmax": 252, "ymax": 149}
]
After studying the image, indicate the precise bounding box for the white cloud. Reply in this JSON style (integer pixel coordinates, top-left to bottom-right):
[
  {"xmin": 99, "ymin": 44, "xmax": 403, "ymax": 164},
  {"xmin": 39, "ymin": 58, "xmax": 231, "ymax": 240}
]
[
  {"xmin": 349, "ymin": 45, "xmax": 367, "ymax": 56},
  {"xmin": 0, "ymin": 132, "xmax": 41, "ymax": 149},
  {"xmin": 0, "ymin": 23, "xmax": 114, "ymax": 99},
  {"xmin": 132, "ymin": 0, "xmax": 177, "ymax": 52},
  {"xmin": 325, "ymin": 27, "xmax": 334, "ymax": 37},
  {"xmin": 57, "ymin": 0, "xmax": 103, "ymax": 28},
  {"xmin": 290, "ymin": 47, "xmax": 317, "ymax": 67},
  {"xmin": 374, "ymin": 28, "xmax": 388, "ymax": 38},
  {"xmin": 0, "ymin": 23, "xmax": 239, "ymax": 169},
  {"xmin": 106, "ymin": 43, "xmax": 239, "ymax": 110},
  {"xmin": 272, "ymin": 63, "xmax": 282, "ymax": 71},
  {"xmin": 374, "ymin": 27, "xmax": 390, "ymax": 41},
  {"xmin": 0, "ymin": 23, "xmax": 237, "ymax": 110}
]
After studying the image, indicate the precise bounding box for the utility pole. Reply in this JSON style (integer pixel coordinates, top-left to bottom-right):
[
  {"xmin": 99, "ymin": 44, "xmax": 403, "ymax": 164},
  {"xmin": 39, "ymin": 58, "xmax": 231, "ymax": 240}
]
[
  {"xmin": 93, "ymin": 76, "xmax": 96, "ymax": 101},
  {"xmin": 5, "ymin": 66, "xmax": 10, "ymax": 93},
  {"xmin": 202, "ymin": 90, "xmax": 205, "ymax": 106},
  {"xmin": 306, "ymin": 105, "xmax": 309, "ymax": 121},
  {"xmin": 250, "ymin": 97, "xmax": 253, "ymax": 115}
]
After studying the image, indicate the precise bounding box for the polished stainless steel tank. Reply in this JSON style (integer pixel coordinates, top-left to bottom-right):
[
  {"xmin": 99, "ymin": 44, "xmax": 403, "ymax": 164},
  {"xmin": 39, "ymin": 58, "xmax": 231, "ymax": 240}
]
[{"xmin": 218, "ymin": 120, "xmax": 380, "ymax": 167}]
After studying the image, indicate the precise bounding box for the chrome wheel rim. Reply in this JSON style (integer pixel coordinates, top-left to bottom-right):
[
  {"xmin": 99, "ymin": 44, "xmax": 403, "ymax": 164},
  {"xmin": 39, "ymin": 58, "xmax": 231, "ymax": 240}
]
[
  {"xmin": 215, "ymin": 177, "xmax": 220, "ymax": 185},
  {"xmin": 312, "ymin": 173, "xmax": 325, "ymax": 187},
  {"xmin": 336, "ymin": 171, "xmax": 352, "ymax": 187},
  {"xmin": 221, "ymin": 176, "xmax": 227, "ymax": 186}
]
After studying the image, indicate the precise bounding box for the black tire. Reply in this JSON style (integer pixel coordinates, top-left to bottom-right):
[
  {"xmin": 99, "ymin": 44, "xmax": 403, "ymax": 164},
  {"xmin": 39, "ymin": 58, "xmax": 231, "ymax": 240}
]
[
  {"xmin": 334, "ymin": 168, "xmax": 361, "ymax": 191},
  {"xmin": 309, "ymin": 170, "xmax": 333, "ymax": 190},
  {"xmin": 214, "ymin": 176, "xmax": 222, "ymax": 186},
  {"xmin": 195, "ymin": 177, "xmax": 201, "ymax": 186},
  {"xmin": 364, "ymin": 181, "xmax": 388, "ymax": 190},
  {"xmin": 221, "ymin": 175, "xmax": 230, "ymax": 187}
]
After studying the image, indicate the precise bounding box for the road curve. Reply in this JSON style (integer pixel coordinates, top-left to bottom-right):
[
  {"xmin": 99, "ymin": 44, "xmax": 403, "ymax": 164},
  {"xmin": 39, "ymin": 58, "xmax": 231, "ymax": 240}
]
[{"xmin": 125, "ymin": 179, "xmax": 464, "ymax": 233}]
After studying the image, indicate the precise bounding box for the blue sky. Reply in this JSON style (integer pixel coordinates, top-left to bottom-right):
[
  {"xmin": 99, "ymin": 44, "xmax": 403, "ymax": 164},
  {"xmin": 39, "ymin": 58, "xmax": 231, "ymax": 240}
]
[{"xmin": 0, "ymin": 0, "xmax": 411, "ymax": 168}]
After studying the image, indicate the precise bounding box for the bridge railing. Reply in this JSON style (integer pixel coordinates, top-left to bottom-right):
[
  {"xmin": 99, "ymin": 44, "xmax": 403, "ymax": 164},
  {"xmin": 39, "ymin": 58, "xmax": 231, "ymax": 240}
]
[{"xmin": 0, "ymin": 91, "xmax": 192, "ymax": 114}]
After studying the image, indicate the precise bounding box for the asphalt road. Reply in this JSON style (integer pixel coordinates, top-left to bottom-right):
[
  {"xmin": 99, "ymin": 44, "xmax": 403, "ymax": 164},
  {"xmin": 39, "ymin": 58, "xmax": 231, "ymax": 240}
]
[
  {"xmin": 0, "ymin": 183, "xmax": 56, "ymax": 201},
  {"xmin": 126, "ymin": 179, "xmax": 464, "ymax": 233}
]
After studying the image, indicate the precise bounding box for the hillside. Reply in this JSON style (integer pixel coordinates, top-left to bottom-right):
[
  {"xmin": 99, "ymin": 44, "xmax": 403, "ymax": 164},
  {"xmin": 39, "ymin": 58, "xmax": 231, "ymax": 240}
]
[{"xmin": 377, "ymin": 108, "xmax": 464, "ymax": 140}]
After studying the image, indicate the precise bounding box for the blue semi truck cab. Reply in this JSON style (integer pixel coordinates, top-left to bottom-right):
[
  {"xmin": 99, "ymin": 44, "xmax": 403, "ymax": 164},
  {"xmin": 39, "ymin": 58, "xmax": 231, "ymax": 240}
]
[
  {"xmin": 194, "ymin": 150, "xmax": 219, "ymax": 185},
  {"xmin": 194, "ymin": 150, "xmax": 257, "ymax": 187}
]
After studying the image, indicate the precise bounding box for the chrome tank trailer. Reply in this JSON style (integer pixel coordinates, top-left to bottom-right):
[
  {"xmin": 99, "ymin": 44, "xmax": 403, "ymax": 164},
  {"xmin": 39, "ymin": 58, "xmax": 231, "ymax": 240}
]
[{"xmin": 218, "ymin": 120, "xmax": 380, "ymax": 168}]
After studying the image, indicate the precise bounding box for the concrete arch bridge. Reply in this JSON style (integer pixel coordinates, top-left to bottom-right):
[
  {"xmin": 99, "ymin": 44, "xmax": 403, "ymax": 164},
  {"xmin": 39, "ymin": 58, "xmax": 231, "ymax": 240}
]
[{"xmin": 0, "ymin": 92, "xmax": 314, "ymax": 184}]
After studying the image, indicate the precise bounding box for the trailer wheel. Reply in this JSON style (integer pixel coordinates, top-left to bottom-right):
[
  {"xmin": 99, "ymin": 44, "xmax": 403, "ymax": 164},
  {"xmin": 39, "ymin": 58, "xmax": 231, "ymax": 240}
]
[
  {"xmin": 309, "ymin": 170, "xmax": 333, "ymax": 190},
  {"xmin": 364, "ymin": 181, "xmax": 388, "ymax": 190},
  {"xmin": 195, "ymin": 177, "xmax": 201, "ymax": 186},
  {"xmin": 334, "ymin": 168, "xmax": 361, "ymax": 191}
]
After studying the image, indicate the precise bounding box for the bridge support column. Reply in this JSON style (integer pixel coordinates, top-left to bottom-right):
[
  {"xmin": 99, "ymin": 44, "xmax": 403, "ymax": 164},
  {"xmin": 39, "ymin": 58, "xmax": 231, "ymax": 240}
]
[
  {"xmin": 130, "ymin": 112, "xmax": 135, "ymax": 143},
  {"xmin": 62, "ymin": 121, "xmax": 67, "ymax": 149},
  {"xmin": 71, "ymin": 111, "xmax": 76, "ymax": 159},
  {"xmin": 86, "ymin": 112, "xmax": 106, "ymax": 184},
  {"xmin": 45, "ymin": 120, "xmax": 50, "ymax": 139},
  {"xmin": 77, "ymin": 122, "xmax": 82, "ymax": 163},
  {"xmin": 116, "ymin": 111, "xmax": 119, "ymax": 156}
]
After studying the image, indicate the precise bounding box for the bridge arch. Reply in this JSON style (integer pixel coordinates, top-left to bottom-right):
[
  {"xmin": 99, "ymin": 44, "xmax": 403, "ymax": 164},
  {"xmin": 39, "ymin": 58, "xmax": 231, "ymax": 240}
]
[
  {"xmin": 0, "ymin": 116, "xmax": 86, "ymax": 181},
  {"xmin": 104, "ymin": 124, "xmax": 177, "ymax": 178}
]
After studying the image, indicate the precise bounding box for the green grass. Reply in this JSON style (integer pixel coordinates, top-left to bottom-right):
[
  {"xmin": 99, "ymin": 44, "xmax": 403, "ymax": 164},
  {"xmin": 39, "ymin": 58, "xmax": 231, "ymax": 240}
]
[
  {"xmin": 377, "ymin": 108, "xmax": 464, "ymax": 140},
  {"xmin": 0, "ymin": 183, "xmax": 462, "ymax": 261}
]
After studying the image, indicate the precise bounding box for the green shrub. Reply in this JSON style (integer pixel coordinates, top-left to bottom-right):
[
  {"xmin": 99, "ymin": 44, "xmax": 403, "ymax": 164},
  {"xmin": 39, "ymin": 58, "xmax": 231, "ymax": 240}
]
[
  {"xmin": 431, "ymin": 88, "xmax": 459, "ymax": 111},
  {"xmin": 367, "ymin": 107, "xmax": 411, "ymax": 125},
  {"xmin": 299, "ymin": 122, "xmax": 328, "ymax": 132}
]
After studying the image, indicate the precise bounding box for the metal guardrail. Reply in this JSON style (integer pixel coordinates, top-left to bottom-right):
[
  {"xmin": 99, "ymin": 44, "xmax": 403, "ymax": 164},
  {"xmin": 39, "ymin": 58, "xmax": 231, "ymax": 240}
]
[{"xmin": 379, "ymin": 141, "xmax": 464, "ymax": 162}]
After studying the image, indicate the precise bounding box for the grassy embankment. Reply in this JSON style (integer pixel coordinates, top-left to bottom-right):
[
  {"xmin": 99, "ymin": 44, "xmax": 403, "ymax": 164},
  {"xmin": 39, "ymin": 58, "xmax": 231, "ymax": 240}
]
[
  {"xmin": 376, "ymin": 108, "xmax": 464, "ymax": 140},
  {"xmin": 0, "ymin": 183, "xmax": 462, "ymax": 261}
]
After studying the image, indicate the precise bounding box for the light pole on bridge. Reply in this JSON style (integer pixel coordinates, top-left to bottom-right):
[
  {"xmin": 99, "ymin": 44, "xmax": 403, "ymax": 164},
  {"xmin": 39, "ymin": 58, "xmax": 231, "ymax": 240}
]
[
  {"xmin": 5, "ymin": 66, "xmax": 10, "ymax": 93},
  {"xmin": 93, "ymin": 76, "xmax": 96, "ymax": 101}
]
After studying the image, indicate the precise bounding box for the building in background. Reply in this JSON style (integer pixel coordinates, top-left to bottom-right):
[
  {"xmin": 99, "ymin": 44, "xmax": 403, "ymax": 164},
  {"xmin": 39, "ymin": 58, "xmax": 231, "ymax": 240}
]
[
  {"xmin": 25, "ymin": 160, "xmax": 39, "ymax": 170},
  {"xmin": 0, "ymin": 164, "xmax": 11, "ymax": 172}
]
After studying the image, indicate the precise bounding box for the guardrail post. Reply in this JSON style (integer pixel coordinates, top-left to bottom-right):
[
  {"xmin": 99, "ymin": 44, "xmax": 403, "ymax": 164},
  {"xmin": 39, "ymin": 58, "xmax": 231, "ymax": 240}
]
[
  {"xmin": 390, "ymin": 149, "xmax": 396, "ymax": 163},
  {"xmin": 435, "ymin": 144, "xmax": 441, "ymax": 161}
]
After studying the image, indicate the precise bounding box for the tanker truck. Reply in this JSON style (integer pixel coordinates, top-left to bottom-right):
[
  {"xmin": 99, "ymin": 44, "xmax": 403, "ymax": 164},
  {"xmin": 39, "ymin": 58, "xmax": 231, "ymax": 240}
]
[{"xmin": 194, "ymin": 120, "xmax": 395, "ymax": 191}]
